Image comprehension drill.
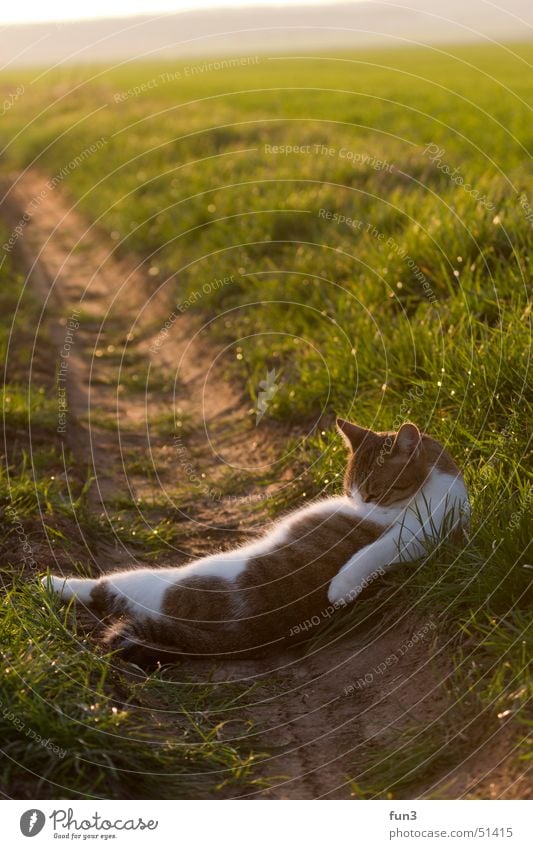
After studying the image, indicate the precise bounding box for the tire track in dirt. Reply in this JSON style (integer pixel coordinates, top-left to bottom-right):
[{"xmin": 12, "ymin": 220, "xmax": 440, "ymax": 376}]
[{"xmin": 1, "ymin": 168, "xmax": 448, "ymax": 799}]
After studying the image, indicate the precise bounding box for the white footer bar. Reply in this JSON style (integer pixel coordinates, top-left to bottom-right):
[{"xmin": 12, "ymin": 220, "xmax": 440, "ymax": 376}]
[{"xmin": 2, "ymin": 799, "xmax": 531, "ymax": 848}]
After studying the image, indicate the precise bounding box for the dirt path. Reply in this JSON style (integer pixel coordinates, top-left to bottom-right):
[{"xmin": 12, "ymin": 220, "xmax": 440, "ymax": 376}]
[{"xmin": 1, "ymin": 168, "xmax": 456, "ymax": 799}]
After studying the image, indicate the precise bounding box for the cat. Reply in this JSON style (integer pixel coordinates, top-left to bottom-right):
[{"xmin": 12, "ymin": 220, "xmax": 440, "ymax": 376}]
[{"xmin": 42, "ymin": 419, "xmax": 469, "ymax": 662}]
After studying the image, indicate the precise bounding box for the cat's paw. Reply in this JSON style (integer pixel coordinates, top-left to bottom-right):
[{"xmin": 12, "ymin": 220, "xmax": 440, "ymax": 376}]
[{"xmin": 327, "ymin": 570, "xmax": 362, "ymax": 606}]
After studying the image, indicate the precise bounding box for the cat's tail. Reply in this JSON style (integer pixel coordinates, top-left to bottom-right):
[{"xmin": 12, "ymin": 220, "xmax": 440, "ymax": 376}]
[
  {"xmin": 41, "ymin": 574, "xmax": 100, "ymax": 604},
  {"xmin": 101, "ymin": 617, "xmax": 257, "ymax": 667},
  {"xmin": 102, "ymin": 619, "xmax": 192, "ymax": 668}
]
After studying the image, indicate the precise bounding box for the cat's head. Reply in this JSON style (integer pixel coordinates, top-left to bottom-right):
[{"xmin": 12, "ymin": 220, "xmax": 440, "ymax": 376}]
[{"xmin": 337, "ymin": 418, "xmax": 428, "ymax": 506}]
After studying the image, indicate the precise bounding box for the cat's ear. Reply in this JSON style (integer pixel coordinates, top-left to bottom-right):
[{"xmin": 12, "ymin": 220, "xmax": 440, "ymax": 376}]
[
  {"xmin": 336, "ymin": 418, "xmax": 373, "ymax": 452},
  {"xmin": 392, "ymin": 422, "xmax": 421, "ymax": 457}
]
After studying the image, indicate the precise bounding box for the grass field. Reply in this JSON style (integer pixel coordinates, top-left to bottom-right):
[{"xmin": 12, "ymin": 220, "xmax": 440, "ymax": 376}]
[{"xmin": 0, "ymin": 42, "xmax": 531, "ymax": 798}]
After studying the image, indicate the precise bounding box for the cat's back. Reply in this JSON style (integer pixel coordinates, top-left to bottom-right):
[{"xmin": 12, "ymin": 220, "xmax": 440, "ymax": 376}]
[
  {"xmin": 237, "ymin": 497, "xmax": 384, "ymax": 623},
  {"xmin": 162, "ymin": 498, "xmax": 386, "ymax": 657},
  {"xmin": 421, "ymin": 433, "xmax": 463, "ymax": 478}
]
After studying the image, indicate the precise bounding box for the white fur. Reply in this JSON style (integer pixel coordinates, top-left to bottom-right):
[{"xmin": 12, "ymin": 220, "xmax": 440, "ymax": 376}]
[
  {"xmin": 41, "ymin": 575, "xmax": 97, "ymax": 603},
  {"xmin": 43, "ymin": 469, "xmax": 469, "ymax": 619},
  {"xmin": 347, "ymin": 485, "xmax": 411, "ymax": 526},
  {"xmin": 42, "ymin": 500, "xmax": 353, "ymax": 618},
  {"xmin": 328, "ymin": 468, "xmax": 469, "ymax": 604},
  {"xmin": 100, "ymin": 547, "xmax": 267, "ymax": 620}
]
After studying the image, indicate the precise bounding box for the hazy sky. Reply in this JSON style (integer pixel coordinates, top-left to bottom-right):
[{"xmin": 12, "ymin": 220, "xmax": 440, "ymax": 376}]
[{"xmin": 0, "ymin": 0, "xmax": 354, "ymax": 26}]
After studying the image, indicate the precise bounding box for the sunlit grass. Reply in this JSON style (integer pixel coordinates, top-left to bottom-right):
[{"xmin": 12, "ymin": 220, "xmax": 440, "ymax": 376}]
[
  {"xmin": 0, "ymin": 41, "xmax": 531, "ymax": 796},
  {"xmin": 0, "ymin": 244, "xmax": 266, "ymax": 798}
]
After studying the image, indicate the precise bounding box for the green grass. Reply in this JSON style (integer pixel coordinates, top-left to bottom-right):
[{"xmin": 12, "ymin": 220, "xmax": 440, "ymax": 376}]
[
  {"xmin": 0, "ymin": 244, "xmax": 265, "ymax": 799},
  {"xmin": 0, "ymin": 580, "xmax": 266, "ymax": 799},
  {"xmin": 1, "ymin": 42, "xmax": 532, "ymax": 797}
]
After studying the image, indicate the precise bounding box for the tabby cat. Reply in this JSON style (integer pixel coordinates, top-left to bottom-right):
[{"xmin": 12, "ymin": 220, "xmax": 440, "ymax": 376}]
[{"xmin": 42, "ymin": 420, "xmax": 469, "ymax": 661}]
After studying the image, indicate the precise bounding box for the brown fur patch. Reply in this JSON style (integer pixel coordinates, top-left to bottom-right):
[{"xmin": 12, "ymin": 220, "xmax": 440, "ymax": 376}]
[
  {"xmin": 120, "ymin": 510, "xmax": 384, "ymax": 661},
  {"xmin": 421, "ymin": 434, "xmax": 462, "ymax": 477},
  {"xmin": 237, "ymin": 510, "xmax": 384, "ymax": 646},
  {"xmin": 89, "ymin": 582, "xmax": 114, "ymax": 614}
]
